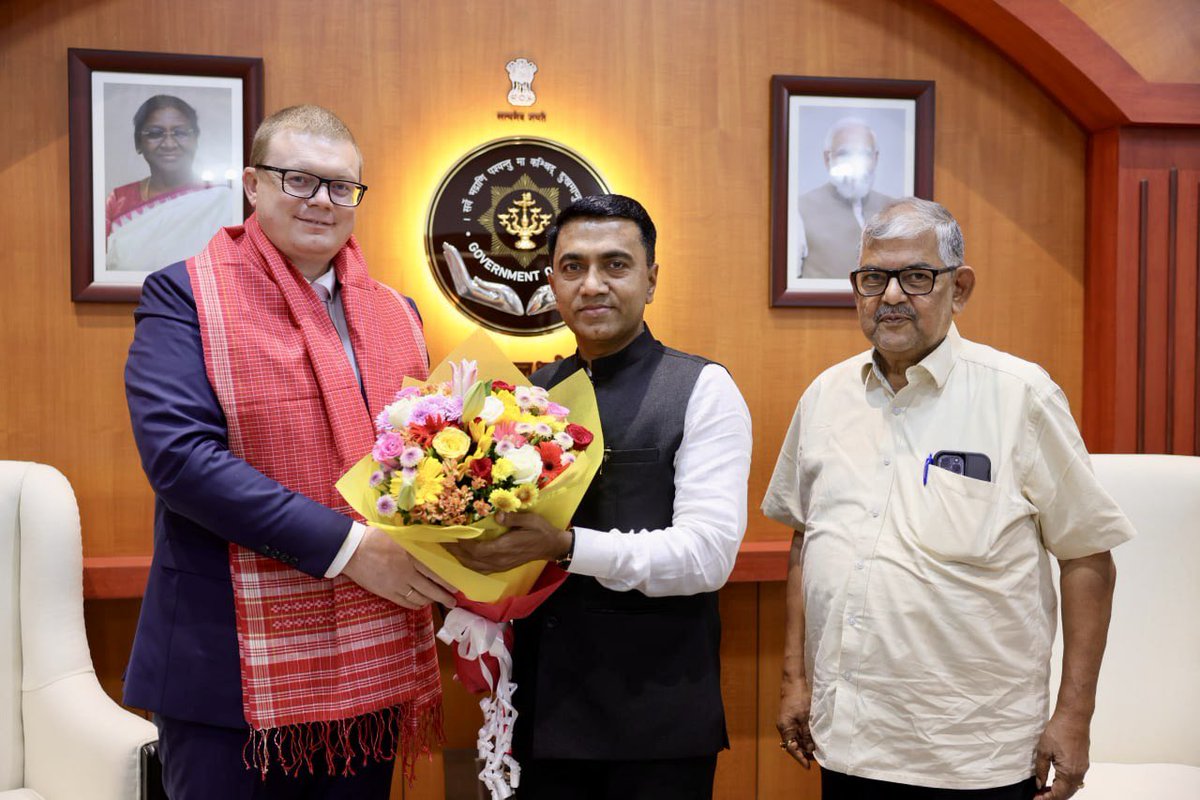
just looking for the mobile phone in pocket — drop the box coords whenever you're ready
[931,450,991,482]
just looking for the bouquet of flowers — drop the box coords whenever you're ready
[366,370,594,529]
[336,331,602,798]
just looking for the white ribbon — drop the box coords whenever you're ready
[437,608,521,799]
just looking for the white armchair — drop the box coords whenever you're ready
[1050,454,1200,798]
[0,461,158,800]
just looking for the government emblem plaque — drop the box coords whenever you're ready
[425,137,609,335]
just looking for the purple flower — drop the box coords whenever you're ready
[376,495,398,517]
[372,431,405,463]
[395,386,421,400]
[375,408,392,433]
[409,394,463,426]
[369,470,386,487]
[399,446,424,469]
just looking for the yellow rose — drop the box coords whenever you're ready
[491,458,516,482]
[489,488,519,513]
[432,427,471,460]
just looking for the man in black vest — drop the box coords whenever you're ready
[453,194,753,799]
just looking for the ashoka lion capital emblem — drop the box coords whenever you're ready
[506,58,537,107]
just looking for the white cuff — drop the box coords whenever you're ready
[565,526,610,578]
[324,521,367,578]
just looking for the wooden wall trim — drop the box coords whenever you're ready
[1168,168,1179,447]
[83,541,796,599]
[926,0,1200,129]
[1138,178,1150,453]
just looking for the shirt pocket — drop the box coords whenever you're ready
[912,465,1002,566]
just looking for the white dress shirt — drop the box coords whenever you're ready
[311,267,366,578]
[569,364,753,596]
[762,324,1135,789]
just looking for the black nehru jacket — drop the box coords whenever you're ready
[512,328,728,761]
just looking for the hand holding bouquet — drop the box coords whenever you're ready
[336,332,603,799]
[337,331,602,603]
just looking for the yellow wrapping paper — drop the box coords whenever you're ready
[336,330,602,602]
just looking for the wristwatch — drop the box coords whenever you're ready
[556,527,576,570]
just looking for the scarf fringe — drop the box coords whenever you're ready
[243,700,445,781]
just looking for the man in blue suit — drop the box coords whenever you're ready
[123,105,454,798]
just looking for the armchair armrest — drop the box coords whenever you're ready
[22,671,156,800]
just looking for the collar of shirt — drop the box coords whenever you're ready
[311,266,339,300]
[857,322,962,393]
[581,325,657,381]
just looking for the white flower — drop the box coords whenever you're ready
[526,386,550,412]
[505,444,542,484]
[479,395,505,424]
[514,386,534,409]
[515,421,534,435]
[386,397,418,429]
[534,422,553,438]
[553,431,574,450]
[449,359,479,398]
[495,440,515,457]
[561,452,576,464]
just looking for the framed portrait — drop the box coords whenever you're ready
[769,76,934,307]
[68,49,264,302]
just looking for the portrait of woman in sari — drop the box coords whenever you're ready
[104,94,236,272]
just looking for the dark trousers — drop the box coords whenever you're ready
[517,755,718,800]
[154,715,395,800]
[821,767,1038,800]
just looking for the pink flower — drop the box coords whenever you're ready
[372,432,404,463]
[493,420,528,447]
[545,401,570,418]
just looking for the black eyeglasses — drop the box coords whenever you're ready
[141,126,195,143]
[849,266,958,297]
[255,164,368,207]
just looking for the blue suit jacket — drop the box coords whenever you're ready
[122,262,413,728]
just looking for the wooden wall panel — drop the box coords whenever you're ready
[1060,0,1200,84]
[1084,128,1200,454]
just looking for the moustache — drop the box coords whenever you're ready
[874,304,916,322]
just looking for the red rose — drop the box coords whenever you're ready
[468,457,493,481]
[492,380,516,392]
[566,423,594,449]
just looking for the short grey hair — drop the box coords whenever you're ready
[823,117,878,153]
[860,197,964,266]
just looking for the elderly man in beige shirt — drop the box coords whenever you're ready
[763,198,1135,800]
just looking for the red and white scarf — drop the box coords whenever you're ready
[189,215,441,777]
